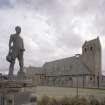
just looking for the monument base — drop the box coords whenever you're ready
[17,70,25,80]
[0,79,34,105]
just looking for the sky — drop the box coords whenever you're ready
[0,0,105,74]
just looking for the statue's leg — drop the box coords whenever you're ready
[8,61,15,76]
[18,51,24,72]
[17,51,25,80]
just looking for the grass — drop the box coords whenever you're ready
[35,86,105,99]
[77,87,105,93]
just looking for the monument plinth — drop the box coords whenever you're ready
[17,70,25,80]
[0,79,34,105]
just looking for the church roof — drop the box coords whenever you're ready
[69,57,91,75]
[43,56,92,76]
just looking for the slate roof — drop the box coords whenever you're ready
[43,56,92,76]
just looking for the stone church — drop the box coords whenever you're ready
[26,37,103,88]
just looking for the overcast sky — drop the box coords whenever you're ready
[0,0,105,74]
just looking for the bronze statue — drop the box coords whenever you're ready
[6,26,25,78]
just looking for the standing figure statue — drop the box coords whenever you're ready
[6,26,25,78]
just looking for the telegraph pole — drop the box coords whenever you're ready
[83,73,85,88]
[75,54,80,98]
[76,75,79,97]
[97,72,99,88]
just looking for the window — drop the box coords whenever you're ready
[69,65,72,71]
[90,46,93,51]
[69,77,72,80]
[90,77,92,80]
[85,48,86,52]
[102,76,103,80]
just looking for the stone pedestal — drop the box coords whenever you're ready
[17,70,25,80]
[0,79,34,105]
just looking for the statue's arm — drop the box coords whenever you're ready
[9,35,13,51]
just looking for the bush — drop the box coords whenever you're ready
[90,98,100,105]
[78,97,89,105]
[70,97,89,105]
[59,97,71,105]
[100,98,105,105]
[37,96,102,105]
[38,96,50,105]
[50,97,59,105]
[70,97,80,105]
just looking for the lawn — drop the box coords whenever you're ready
[35,86,105,99]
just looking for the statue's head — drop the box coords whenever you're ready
[15,26,21,35]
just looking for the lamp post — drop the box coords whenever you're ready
[75,54,80,97]
[97,72,99,88]
[83,73,85,88]
[76,75,79,97]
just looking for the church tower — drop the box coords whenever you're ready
[81,37,102,78]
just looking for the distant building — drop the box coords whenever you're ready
[26,37,103,88]
[25,66,43,75]
[25,66,45,85]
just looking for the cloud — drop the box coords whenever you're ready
[0,6,59,72]
[0,0,105,74]
[0,0,11,8]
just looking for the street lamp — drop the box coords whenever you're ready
[75,54,80,97]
